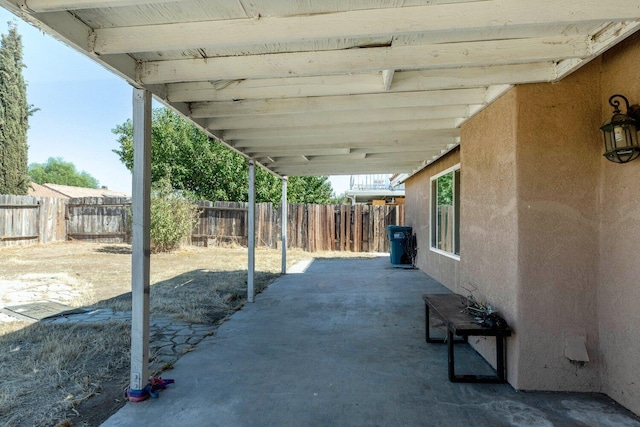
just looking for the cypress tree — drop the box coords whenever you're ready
[0,22,30,195]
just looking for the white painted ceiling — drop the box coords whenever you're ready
[3,0,640,177]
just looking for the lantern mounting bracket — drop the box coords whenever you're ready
[609,94,640,121]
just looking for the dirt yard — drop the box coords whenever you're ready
[0,242,376,426]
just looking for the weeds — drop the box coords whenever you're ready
[0,321,130,427]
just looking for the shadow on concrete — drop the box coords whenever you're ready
[103,256,640,427]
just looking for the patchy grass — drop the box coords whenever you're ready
[0,321,130,427]
[93,269,279,324]
[0,242,380,426]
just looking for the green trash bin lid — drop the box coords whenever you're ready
[386,225,412,240]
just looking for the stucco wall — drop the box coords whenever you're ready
[404,148,460,291]
[597,34,640,415]
[515,60,602,391]
[459,90,520,384]
[405,32,640,415]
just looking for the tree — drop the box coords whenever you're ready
[0,22,34,195]
[28,157,99,188]
[112,108,333,204]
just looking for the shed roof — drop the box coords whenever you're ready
[40,183,130,198]
[28,182,129,198]
[27,182,69,198]
[3,0,640,177]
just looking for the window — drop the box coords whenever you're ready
[430,165,460,258]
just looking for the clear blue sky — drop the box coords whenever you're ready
[0,9,352,195]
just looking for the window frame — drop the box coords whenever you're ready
[429,164,461,260]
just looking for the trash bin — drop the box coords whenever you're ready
[387,225,412,265]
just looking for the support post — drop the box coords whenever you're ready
[247,160,256,303]
[281,177,287,274]
[129,88,151,397]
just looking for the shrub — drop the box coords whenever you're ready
[148,179,199,253]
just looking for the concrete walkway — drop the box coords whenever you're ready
[103,256,640,427]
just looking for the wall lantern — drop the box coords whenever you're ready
[600,94,640,163]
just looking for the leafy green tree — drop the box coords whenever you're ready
[28,157,99,188]
[0,22,34,195]
[112,108,333,204]
[287,176,332,204]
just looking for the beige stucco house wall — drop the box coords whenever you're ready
[405,33,640,415]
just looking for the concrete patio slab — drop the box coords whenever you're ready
[103,256,640,427]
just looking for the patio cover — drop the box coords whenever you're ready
[2,0,640,178]
[4,0,640,400]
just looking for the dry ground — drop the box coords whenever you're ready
[0,242,377,427]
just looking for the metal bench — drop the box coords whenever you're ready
[422,293,512,383]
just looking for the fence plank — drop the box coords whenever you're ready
[354,204,361,252]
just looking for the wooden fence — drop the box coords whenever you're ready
[191,201,405,252]
[0,195,66,248]
[67,197,131,243]
[0,196,404,252]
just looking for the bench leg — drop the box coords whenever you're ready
[447,327,456,381]
[425,302,466,344]
[425,303,445,343]
[449,334,508,384]
[496,336,506,382]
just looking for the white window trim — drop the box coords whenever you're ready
[429,163,461,261]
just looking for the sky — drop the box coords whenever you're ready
[0,9,354,196]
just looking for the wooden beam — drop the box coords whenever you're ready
[230,130,460,148]
[260,150,441,166]
[249,148,349,158]
[467,84,513,117]
[169,73,382,103]
[247,143,448,158]
[138,36,589,84]
[165,63,556,102]
[382,69,395,91]
[91,0,640,54]
[204,105,469,129]
[22,0,177,12]
[0,2,139,84]
[191,88,487,117]
[265,152,435,166]
[221,118,460,140]
[555,21,640,79]
[271,162,420,176]
[241,139,457,155]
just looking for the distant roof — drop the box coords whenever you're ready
[344,189,405,205]
[28,183,129,199]
[28,182,69,198]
